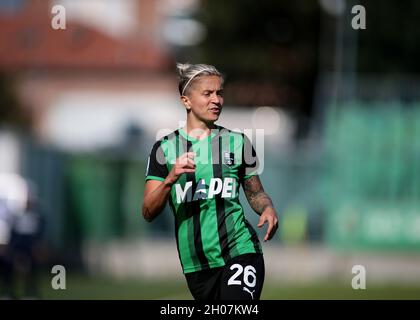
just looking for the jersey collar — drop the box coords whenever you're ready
[179,125,220,143]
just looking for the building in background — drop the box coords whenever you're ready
[0,0,176,151]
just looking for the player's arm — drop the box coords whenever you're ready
[142,152,196,222]
[142,180,172,222]
[243,175,279,242]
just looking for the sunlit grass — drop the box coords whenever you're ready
[33,273,420,300]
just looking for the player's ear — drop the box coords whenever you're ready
[181,95,191,111]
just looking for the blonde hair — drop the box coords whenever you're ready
[176,63,223,96]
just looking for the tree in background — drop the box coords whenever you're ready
[357,0,420,74]
[196,0,321,140]
[189,0,420,138]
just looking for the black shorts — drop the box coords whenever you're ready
[185,253,265,300]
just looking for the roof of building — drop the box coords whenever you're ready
[0,6,171,72]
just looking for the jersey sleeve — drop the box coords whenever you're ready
[240,133,260,181]
[145,140,168,182]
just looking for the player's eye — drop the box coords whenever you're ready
[217,91,224,97]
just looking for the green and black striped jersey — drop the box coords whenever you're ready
[145,125,262,274]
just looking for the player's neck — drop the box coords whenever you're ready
[184,118,216,140]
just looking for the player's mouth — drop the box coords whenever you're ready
[209,107,221,114]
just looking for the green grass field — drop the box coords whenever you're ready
[37,273,420,300]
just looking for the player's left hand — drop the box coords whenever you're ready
[257,208,279,242]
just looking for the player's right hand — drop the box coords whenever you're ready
[165,152,196,185]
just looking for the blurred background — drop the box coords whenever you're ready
[0,0,420,299]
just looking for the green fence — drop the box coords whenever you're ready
[65,155,147,242]
[323,102,420,250]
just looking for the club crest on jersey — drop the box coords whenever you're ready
[223,152,235,166]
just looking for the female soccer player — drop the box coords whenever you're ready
[142,63,279,300]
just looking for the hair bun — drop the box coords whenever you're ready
[176,62,191,77]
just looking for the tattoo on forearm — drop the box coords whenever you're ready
[243,176,274,215]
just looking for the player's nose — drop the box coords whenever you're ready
[211,93,222,105]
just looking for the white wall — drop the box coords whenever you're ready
[44,90,295,153]
[0,130,21,174]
